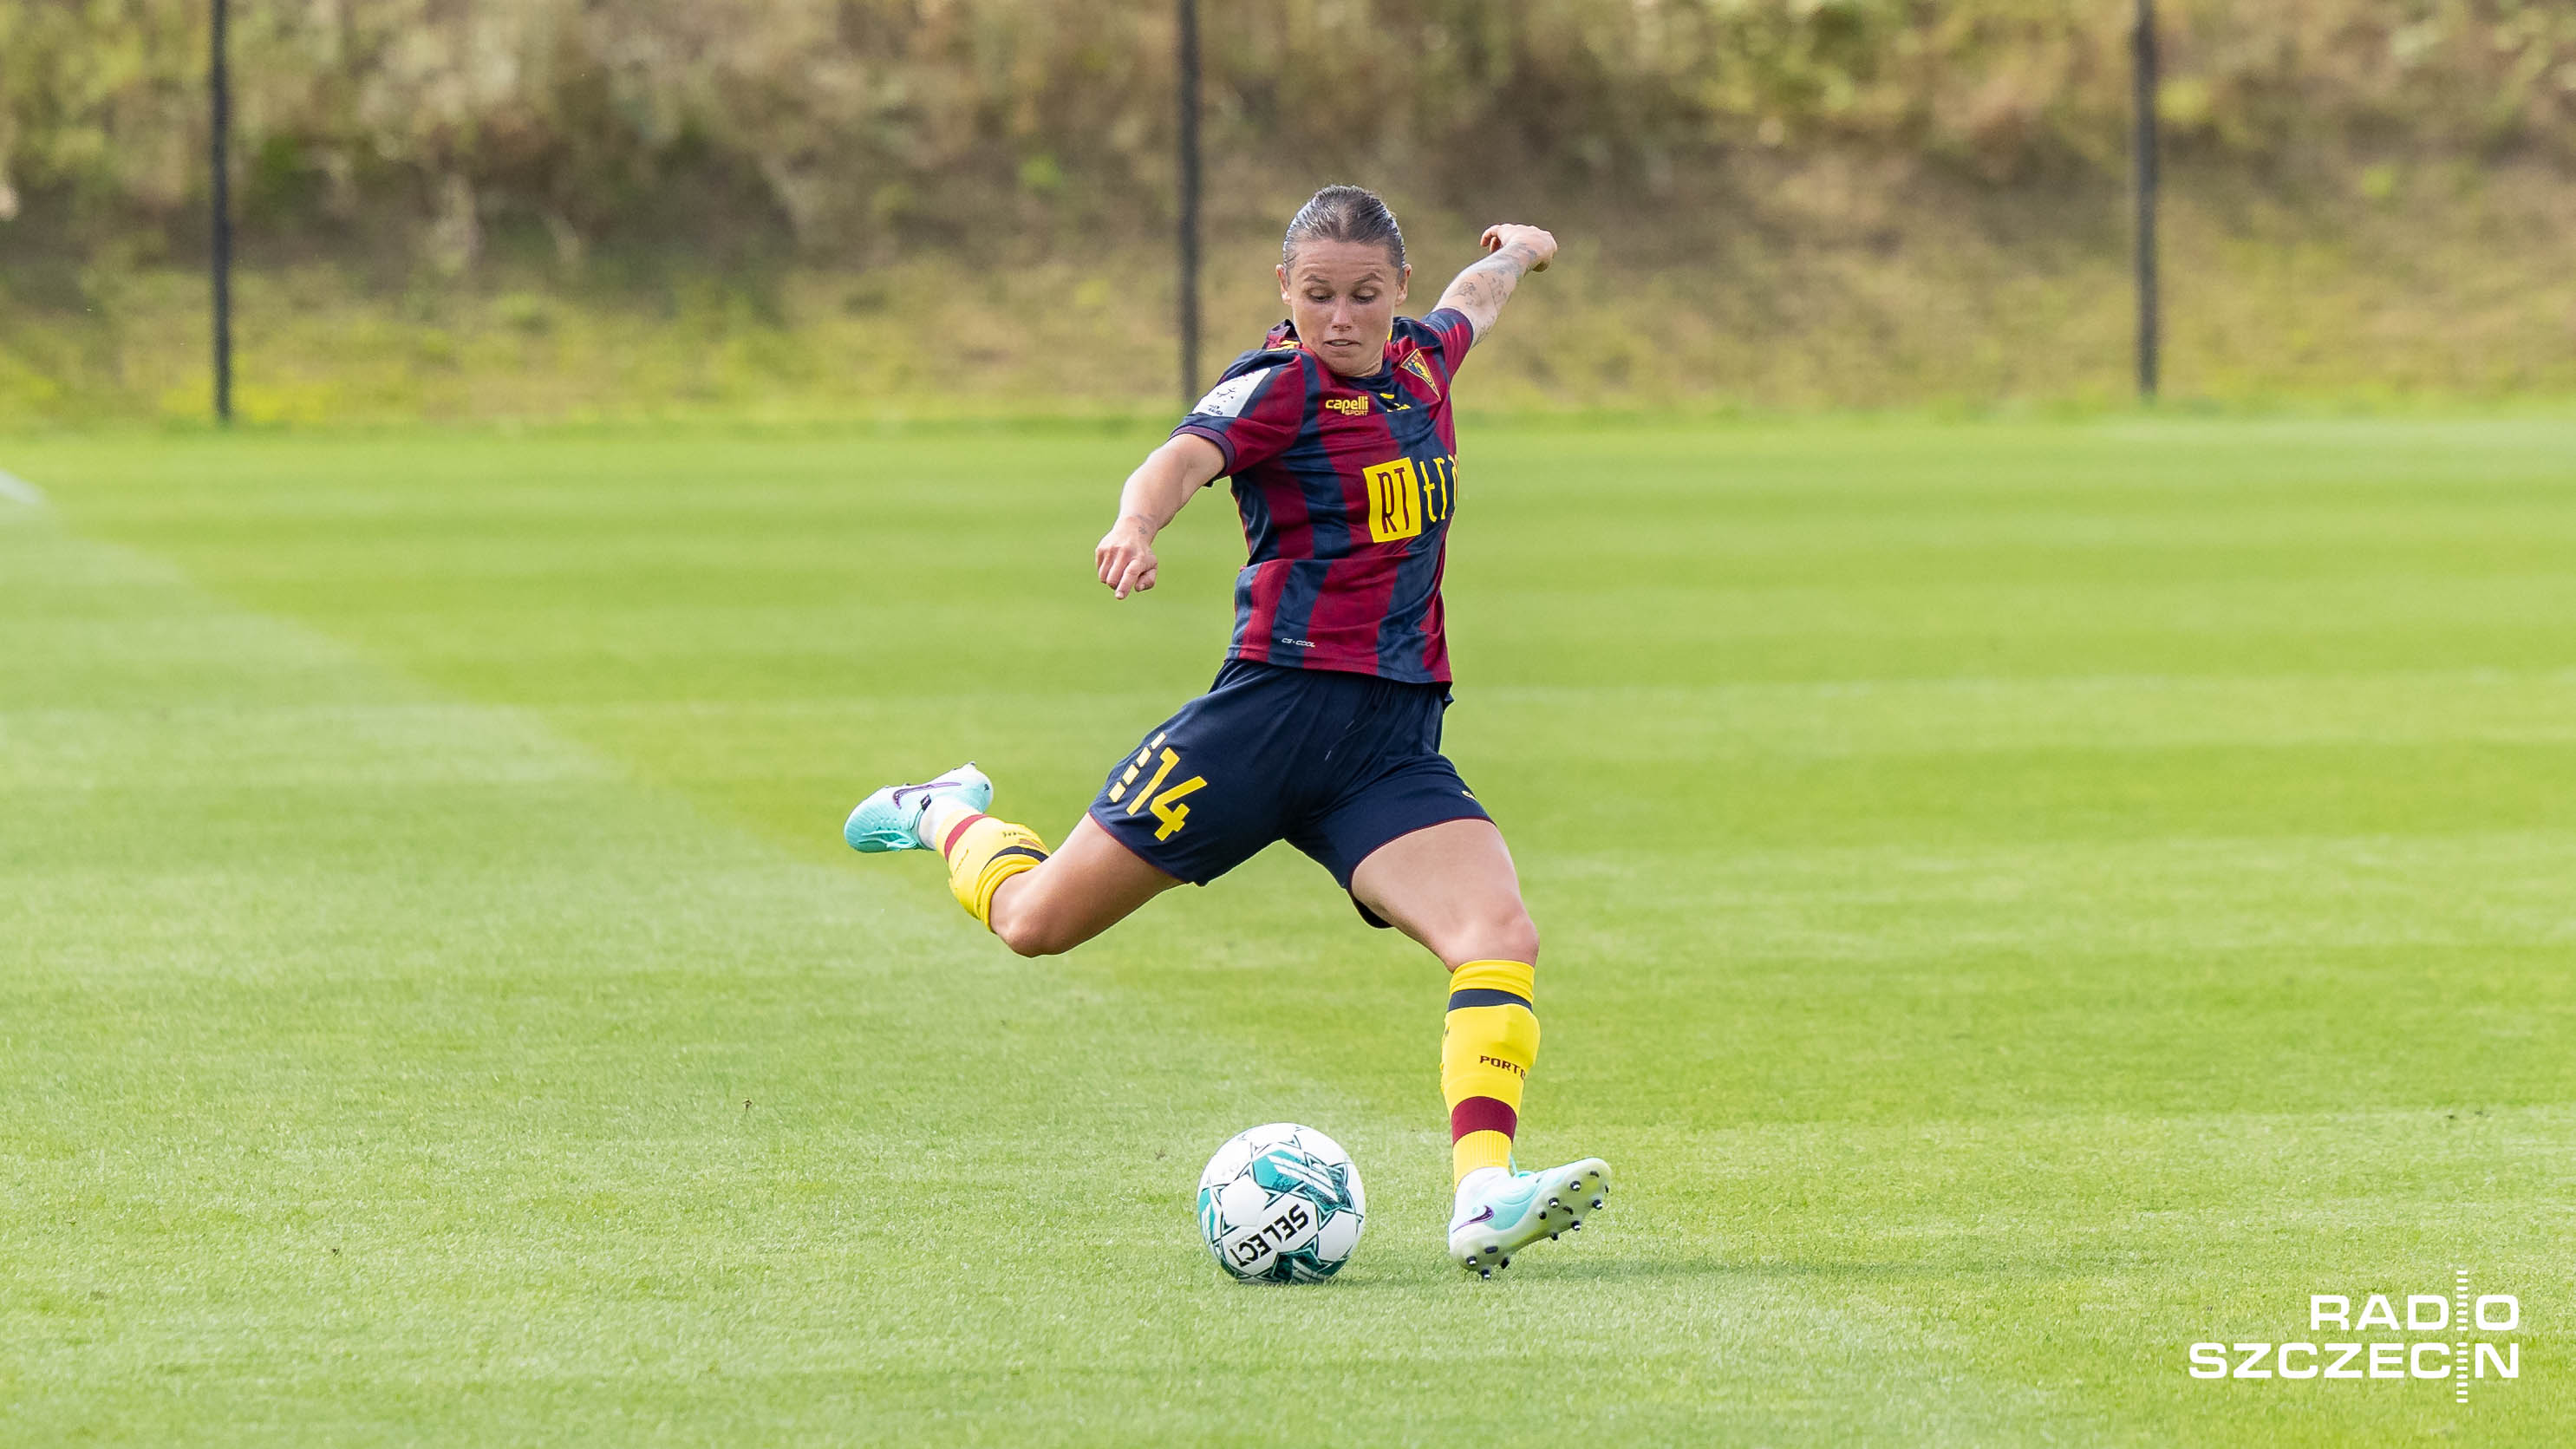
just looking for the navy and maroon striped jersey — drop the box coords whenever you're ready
[1171,309,1476,684]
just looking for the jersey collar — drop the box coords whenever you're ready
[1268,318,1398,389]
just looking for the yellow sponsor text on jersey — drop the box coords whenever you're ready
[1365,458,1423,542]
[1325,396,1369,414]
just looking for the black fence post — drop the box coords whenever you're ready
[2132,0,2160,401]
[211,0,234,423]
[1176,0,1203,402]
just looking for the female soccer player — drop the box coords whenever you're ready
[844,185,1608,1277]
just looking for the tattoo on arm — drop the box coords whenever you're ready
[1438,244,1542,336]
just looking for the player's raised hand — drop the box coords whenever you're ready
[1440,224,1557,337]
[1479,225,1555,272]
[1096,519,1160,599]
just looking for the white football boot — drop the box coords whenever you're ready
[1447,1158,1612,1278]
[843,762,992,853]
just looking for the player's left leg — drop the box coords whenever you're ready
[1349,819,1612,1277]
[1351,821,1542,1189]
[1347,816,1536,969]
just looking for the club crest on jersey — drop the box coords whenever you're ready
[1401,351,1439,394]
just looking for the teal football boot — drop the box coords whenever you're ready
[843,762,993,853]
[1446,1158,1612,1278]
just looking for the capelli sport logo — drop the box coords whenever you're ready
[2188,1270,2521,1405]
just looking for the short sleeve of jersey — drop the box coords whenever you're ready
[1405,308,1478,386]
[1171,357,1307,476]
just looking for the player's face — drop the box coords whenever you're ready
[1277,241,1411,376]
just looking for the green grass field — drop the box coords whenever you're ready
[4,416,2573,1444]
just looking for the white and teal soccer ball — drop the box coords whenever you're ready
[1196,1123,1366,1283]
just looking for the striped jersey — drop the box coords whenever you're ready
[1171,309,1475,684]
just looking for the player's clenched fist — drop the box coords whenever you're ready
[1478,224,1555,272]
[1096,518,1159,599]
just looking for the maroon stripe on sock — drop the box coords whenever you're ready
[1450,1097,1517,1142]
[940,812,988,858]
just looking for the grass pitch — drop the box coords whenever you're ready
[4,416,2573,1445]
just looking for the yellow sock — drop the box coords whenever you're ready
[1440,959,1538,1185]
[933,811,1049,928]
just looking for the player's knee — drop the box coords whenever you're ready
[991,907,1060,958]
[991,894,1081,958]
[985,874,1053,957]
[1457,904,1539,967]
[992,919,1047,957]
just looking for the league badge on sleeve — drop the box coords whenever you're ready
[1190,371,1264,419]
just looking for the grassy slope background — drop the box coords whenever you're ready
[10,163,2576,421]
[7,1,2576,421]
[3,416,2574,1443]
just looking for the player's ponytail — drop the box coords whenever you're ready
[1282,185,1405,272]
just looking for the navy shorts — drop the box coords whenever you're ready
[1087,659,1490,912]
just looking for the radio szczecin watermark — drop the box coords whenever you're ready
[2188,1270,2519,1404]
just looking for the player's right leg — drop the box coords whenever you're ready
[843,764,1181,956]
[847,662,1302,956]
[981,815,1181,957]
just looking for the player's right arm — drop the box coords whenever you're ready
[1095,433,1225,600]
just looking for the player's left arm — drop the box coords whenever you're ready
[1434,224,1557,342]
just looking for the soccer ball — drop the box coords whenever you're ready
[1196,1123,1367,1283]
